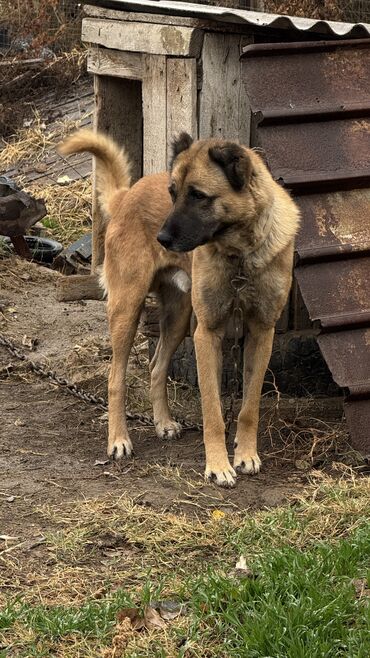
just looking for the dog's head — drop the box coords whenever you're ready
[157,133,255,253]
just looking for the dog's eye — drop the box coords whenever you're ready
[168,185,177,202]
[189,188,208,201]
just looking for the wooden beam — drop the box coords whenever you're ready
[92,74,143,271]
[88,48,143,80]
[199,33,251,145]
[82,18,203,57]
[83,4,255,34]
[56,274,103,302]
[166,57,198,156]
[142,55,167,175]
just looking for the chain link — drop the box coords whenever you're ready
[0,332,202,431]
[225,261,248,437]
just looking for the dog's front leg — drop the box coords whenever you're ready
[194,323,236,487]
[234,321,274,475]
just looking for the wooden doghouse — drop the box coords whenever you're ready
[59,0,370,404]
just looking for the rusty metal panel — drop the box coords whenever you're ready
[242,41,370,114]
[318,329,370,397]
[295,190,370,261]
[344,400,370,455]
[257,118,370,185]
[242,38,370,453]
[295,258,370,330]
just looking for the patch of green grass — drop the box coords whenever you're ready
[189,526,370,658]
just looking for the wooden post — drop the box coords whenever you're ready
[92,74,143,271]
[142,55,167,175]
[199,33,251,145]
[166,57,198,152]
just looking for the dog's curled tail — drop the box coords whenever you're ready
[58,129,131,216]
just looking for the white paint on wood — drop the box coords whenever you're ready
[166,58,197,161]
[88,48,143,79]
[199,32,251,145]
[142,55,167,175]
[82,18,203,57]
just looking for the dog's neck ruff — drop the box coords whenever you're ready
[221,205,275,265]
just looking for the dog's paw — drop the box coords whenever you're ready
[233,449,261,475]
[155,419,182,440]
[107,436,133,461]
[205,461,237,488]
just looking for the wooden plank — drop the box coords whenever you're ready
[56,275,103,301]
[92,74,143,271]
[199,33,251,145]
[82,18,203,57]
[87,48,143,80]
[83,4,253,33]
[142,55,167,175]
[166,57,198,157]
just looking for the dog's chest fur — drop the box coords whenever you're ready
[199,255,284,331]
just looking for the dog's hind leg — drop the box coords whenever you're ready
[233,320,274,475]
[106,279,150,460]
[149,286,192,439]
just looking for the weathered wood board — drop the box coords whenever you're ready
[142,55,167,175]
[167,58,198,152]
[199,32,251,144]
[82,18,203,57]
[88,48,143,80]
[92,75,142,269]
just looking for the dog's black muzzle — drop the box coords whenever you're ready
[157,209,222,253]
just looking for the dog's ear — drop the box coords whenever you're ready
[208,143,252,190]
[170,132,193,170]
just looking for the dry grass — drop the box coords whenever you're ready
[0,111,89,169]
[0,464,370,605]
[28,177,92,244]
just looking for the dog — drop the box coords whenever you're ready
[59,130,300,487]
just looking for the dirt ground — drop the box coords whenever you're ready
[0,257,351,585]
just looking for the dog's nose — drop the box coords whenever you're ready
[157,230,173,249]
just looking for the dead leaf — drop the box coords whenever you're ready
[235,555,248,571]
[117,607,145,630]
[144,606,166,630]
[116,605,167,632]
[232,555,258,580]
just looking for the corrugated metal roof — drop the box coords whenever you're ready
[241,39,370,453]
[87,0,370,38]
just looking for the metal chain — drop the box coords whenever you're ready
[225,261,248,437]
[0,332,202,431]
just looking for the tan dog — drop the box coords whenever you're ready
[59,130,299,487]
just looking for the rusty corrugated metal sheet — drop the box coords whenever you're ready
[242,38,370,453]
[88,0,370,38]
